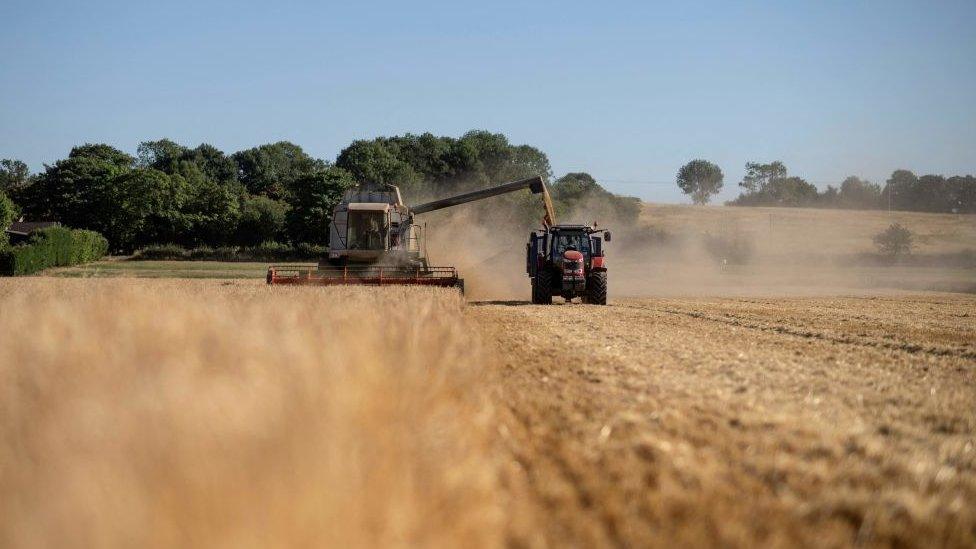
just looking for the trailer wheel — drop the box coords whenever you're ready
[532,270,553,305]
[586,271,607,305]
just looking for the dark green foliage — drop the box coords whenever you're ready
[731,162,818,207]
[837,176,882,209]
[11,147,131,228]
[285,167,355,245]
[0,226,108,275]
[335,130,553,203]
[132,242,328,261]
[0,191,16,248]
[235,195,288,246]
[874,223,913,257]
[550,172,641,225]
[233,141,326,199]
[880,171,976,213]
[0,191,17,229]
[732,163,973,213]
[739,161,787,193]
[179,177,242,247]
[676,160,724,205]
[0,159,31,190]
[336,139,423,196]
[132,243,187,260]
[11,133,627,255]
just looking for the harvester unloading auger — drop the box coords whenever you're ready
[266,176,556,293]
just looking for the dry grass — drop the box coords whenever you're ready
[641,203,976,256]
[0,279,505,548]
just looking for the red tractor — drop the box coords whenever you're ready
[526,224,610,305]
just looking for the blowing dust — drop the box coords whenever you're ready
[424,200,976,300]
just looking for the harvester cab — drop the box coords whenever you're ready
[267,176,553,293]
[527,224,610,305]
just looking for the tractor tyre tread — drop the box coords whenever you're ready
[532,270,553,305]
[587,271,608,305]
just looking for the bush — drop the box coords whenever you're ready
[874,223,913,258]
[0,226,108,275]
[187,245,216,260]
[133,243,188,260]
[131,241,330,262]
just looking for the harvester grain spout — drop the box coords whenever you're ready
[266,175,555,293]
[411,176,555,226]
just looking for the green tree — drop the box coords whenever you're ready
[882,170,918,212]
[765,176,818,206]
[285,167,355,245]
[873,223,913,258]
[91,168,187,252]
[68,143,135,168]
[336,140,421,193]
[0,159,30,190]
[551,172,641,225]
[0,191,17,247]
[838,176,881,209]
[235,195,288,245]
[676,159,724,205]
[740,161,787,193]
[13,145,132,227]
[181,178,242,246]
[460,130,512,180]
[233,141,326,199]
[8,144,196,252]
[946,175,976,213]
[137,139,188,171]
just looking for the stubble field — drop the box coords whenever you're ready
[1,278,973,547]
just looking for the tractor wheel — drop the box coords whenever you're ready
[586,271,607,305]
[455,279,465,295]
[532,270,553,305]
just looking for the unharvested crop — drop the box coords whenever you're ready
[0,280,505,548]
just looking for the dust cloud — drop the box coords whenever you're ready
[423,200,976,300]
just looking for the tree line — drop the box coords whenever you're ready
[0,131,639,253]
[675,159,976,213]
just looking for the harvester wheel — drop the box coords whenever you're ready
[586,271,607,305]
[532,270,553,305]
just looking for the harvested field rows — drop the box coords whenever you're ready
[1,279,974,547]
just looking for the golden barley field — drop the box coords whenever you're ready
[0,280,507,548]
[1,278,975,548]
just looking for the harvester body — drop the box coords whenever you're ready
[527,224,610,304]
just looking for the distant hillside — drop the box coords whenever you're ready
[640,204,976,257]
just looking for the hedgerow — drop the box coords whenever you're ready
[0,227,108,275]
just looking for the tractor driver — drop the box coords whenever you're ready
[554,233,590,257]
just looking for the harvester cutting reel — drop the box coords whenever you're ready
[267,264,464,293]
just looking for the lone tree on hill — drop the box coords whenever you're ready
[676,160,724,204]
[873,223,913,258]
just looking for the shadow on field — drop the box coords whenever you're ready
[468,300,532,307]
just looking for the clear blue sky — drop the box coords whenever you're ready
[2,0,974,202]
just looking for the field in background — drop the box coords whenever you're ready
[641,204,976,257]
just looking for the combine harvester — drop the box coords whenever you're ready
[267,176,555,293]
